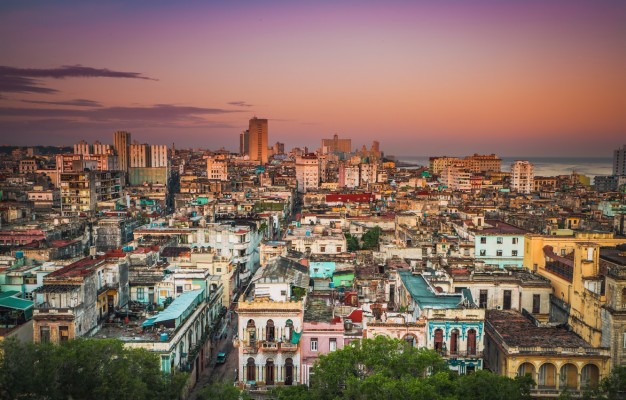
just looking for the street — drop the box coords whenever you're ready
[189,314,239,399]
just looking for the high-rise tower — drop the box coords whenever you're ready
[248,117,268,164]
[113,131,131,172]
[613,144,626,176]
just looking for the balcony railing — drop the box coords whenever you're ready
[440,350,483,358]
[280,342,298,351]
[260,341,279,351]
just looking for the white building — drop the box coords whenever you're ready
[441,166,472,191]
[151,144,168,168]
[206,156,229,181]
[338,164,360,188]
[93,141,113,155]
[129,142,151,168]
[295,154,319,193]
[511,161,534,194]
[73,140,92,156]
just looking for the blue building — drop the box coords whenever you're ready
[473,220,527,268]
[396,270,485,374]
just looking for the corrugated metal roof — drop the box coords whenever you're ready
[152,289,203,328]
[0,295,34,311]
[398,270,462,309]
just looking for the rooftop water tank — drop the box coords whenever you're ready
[160,333,169,342]
[15,251,24,259]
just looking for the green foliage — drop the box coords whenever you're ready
[599,366,626,400]
[344,233,360,252]
[291,286,307,301]
[272,336,534,400]
[197,381,250,400]
[0,338,188,400]
[361,226,382,250]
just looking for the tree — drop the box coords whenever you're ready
[599,366,626,400]
[196,381,250,400]
[344,233,360,252]
[361,226,382,250]
[0,338,188,400]
[273,336,534,400]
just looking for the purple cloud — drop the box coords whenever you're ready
[0,65,156,94]
[21,98,102,107]
[228,101,254,107]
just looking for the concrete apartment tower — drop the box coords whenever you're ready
[511,160,534,194]
[113,131,131,172]
[248,117,268,164]
[613,144,626,176]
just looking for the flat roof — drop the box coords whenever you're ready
[487,310,592,348]
[151,289,203,327]
[398,270,462,309]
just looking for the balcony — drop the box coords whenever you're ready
[280,342,298,352]
[260,341,279,352]
[440,350,483,359]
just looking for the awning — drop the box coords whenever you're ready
[142,317,157,328]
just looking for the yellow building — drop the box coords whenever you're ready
[524,233,626,367]
[485,310,610,397]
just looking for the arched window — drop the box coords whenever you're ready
[265,358,275,385]
[560,363,578,389]
[450,329,459,355]
[467,329,477,355]
[434,329,444,353]
[621,288,626,308]
[285,358,294,385]
[266,319,275,342]
[285,319,294,341]
[246,357,256,382]
[581,364,599,388]
[538,363,556,388]
[403,334,417,347]
[517,363,536,381]
[247,319,256,345]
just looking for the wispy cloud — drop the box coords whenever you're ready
[21,98,102,107]
[0,104,242,122]
[228,101,253,107]
[0,65,157,94]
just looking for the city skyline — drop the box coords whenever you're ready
[1,1,625,156]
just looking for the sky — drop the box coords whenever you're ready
[0,0,625,156]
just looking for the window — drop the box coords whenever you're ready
[479,290,488,308]
[320,246,326,253]
[497,237,503,244]
[512,250,518,257]
[561,249,566,256]
[467,329,477,355]
[503,290,512,310]
[310,338,318,351]
[216,268,222,273]
[40,326,50,343]
[184,284,191,291]
[247,357,256,382]
[176,286,183,294]
[281,290,287,296]
[480,237,487,244]
[336,247,342,253]
[479,250,486,256]
[450,329,459,355]
[496,250,503,257]
[266,320,275,342]
[533,294,541,314]
[59,326,69,342]
[329,338,337,352]
[512,238,518,244]
[137,287,145,300]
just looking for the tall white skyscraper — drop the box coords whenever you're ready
[150,145,168,167]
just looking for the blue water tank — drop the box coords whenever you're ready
[160,333,169,341]
[329,282,334,288]
[305,231,311,236]
[15,251,24,259]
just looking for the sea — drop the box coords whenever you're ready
[396,156,613,179]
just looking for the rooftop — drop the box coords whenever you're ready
[398,270,462,309]
[486,310,593,349]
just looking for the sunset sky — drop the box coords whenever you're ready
[1,0,625,156]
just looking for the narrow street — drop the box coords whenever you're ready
[189,313,239,399]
